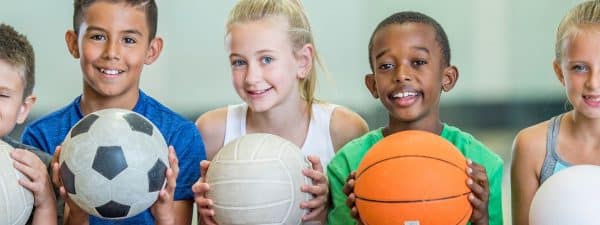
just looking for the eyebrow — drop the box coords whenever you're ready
[0,86,15,93]
[86,26,143,36]
[375,46,431,60]
[229,49,278,58]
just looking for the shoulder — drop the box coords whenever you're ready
[442,125,504,169]
[195,107,228,160]
[329,105,369,152]
[511,119,550,175]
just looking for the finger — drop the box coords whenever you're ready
[199,206,215,217]
[300,195,327,209]
[165,168,176,195]
[301,183,327,196]
[306,155,324,173]
[350,204,361,220]
[200,160,211,179]
[346,171,356,182]
[12,159,39,180]
[51,146,61,164]
[302,206,325,221]
[302,168,327,184]
[346,193,357,209]
[168,146,179,176]
[18,177,38,192]
[467,179,489,202]
[52,161,62,188]
[468,193,487,210]
[192,181,210,195]
[196,197,214,208]
[342,178,355,196]
[10,149,40,168]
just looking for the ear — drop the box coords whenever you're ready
[553,60,565,86]
[441,65,459,92]
[16,95,36,125]
[145,37,164,65]
[295,43,314,79]
[364,73,379,98]
[65,30,80,58]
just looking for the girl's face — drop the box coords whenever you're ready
[225,17,309,113]
[556,25,600,119]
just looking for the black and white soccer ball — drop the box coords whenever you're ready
[59,108,169,219]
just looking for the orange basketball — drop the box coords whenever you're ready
[354,130,472,225]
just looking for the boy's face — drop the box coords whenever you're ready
[365,23,457,124]
[65,2,162,99]
[0,59,35,137]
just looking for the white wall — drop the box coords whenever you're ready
[0,0,583,116]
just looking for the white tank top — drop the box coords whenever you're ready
[224,103,337,168]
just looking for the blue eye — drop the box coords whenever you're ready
[231,59,247,67]
[261,56,274,64]
[572,64,589,73]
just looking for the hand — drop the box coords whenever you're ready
[151,146,179,225]
[300,155,329,222]
[342,171,362,224]
[11,148,57,224]
[52,146,89,225]
[192,160,217,225]
[467,159,489,225]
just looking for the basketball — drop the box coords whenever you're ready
[354,130,472,225]
[0,140,33,225]
[529,165,600,225]
[205,133,312,225]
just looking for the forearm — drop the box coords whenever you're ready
[174,200,193,225]
[31,206,57,225]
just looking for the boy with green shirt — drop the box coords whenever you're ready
[326,11,503,225]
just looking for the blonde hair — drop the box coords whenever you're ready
[556,0,600,61]
[226,0,322,107]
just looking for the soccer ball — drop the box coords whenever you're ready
[59,108,169,219]
[0,140,33,225]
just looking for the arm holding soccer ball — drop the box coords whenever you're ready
[10,149,57,225]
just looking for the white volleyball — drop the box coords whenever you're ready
[206,133,312,225]
[530,165,600,225]
[0,140,34,225]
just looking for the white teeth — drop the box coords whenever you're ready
[393,92,418,98]
[100,68,121,75]
[585,96,600,102]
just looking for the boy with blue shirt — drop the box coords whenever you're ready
[327,11,504,225]
[21,0,205,224]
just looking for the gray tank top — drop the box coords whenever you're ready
[539,114,571,184]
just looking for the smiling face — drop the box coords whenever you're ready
[0,59,34,136]
[66,1,161,100]
[226,16,307,113]
[365,22,457,127]
[555,25,600,119]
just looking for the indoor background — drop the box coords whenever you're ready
[1,1,583,224]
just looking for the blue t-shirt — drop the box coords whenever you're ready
[21,90,206,225]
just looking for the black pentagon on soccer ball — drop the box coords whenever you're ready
[70,114,99,138]
[123,113,153,136]
[92,146,128,180]
[60,163,76,194]
[96,200,130,218]
[147,159,167,192]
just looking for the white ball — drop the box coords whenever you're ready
[0,140,33,225]
[59,108,169,219]
[530,165,600,225]
[206,133,312,225]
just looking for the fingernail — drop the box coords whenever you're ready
[467,168,473,174]
[467,159,472,164]
[467,179,473,185]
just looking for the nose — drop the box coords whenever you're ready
[244,62,261,85]
[102,39,120,61]
[394,64,413,83]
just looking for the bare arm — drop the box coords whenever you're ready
[330,106,369,152]
[511,125,547,225]
[195,108,227,161]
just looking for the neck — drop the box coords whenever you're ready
[246,100,310,145]
[383,112,443,137]
[568,110,600,141]
[80,88,139,116]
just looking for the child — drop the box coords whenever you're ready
[0,23,57,225]
[192,0,368,224]
[327,11,504,225]
[20,0,205,224]
[511,1,600,224]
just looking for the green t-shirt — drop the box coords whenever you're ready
[327,124,504,225]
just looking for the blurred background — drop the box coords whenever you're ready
[1,0,584,224]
